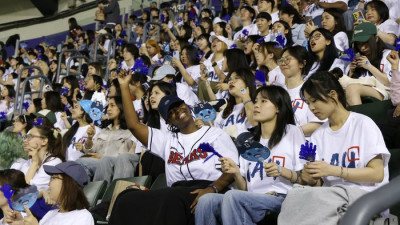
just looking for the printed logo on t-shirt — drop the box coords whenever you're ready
[380,63,384,72]
[69,136,87,150]
[167,147,208,165]
[224,113,246,127]
[246,155,286,182]
[292,99,304,112]
[329,146,360,168]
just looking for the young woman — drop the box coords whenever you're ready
[121,43,140,71]
[214,22,228,38]
[196,85,306,225]
[23,121,64,192]
[42,91,66,130]
[108,72,238,225]
[271,20,294,47]
[0,85,15,116]
[279,46,322,136]
[87,62,104,79]
[198,35,229,101]
[346,22,395,106]
[172,45,201,93]
[83,74,104,102]
[278,71,390,224]
[62,101,101,161]
[26,98,42,115]
[364,0,398,45]
[76,97,136,185]
[196,34,212,62]
[255,41,285,87]
[12,161,94,225]
[142,39,162,65]
[214,68,257,139]
[61,76,82,114]
[244,35,261,70]
[12,115,33,138]
[219,0,234,18]
[307,28,346,79]
[321,8,348,51]
[279,4,306,46]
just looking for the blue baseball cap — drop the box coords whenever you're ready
[44,161,88,187]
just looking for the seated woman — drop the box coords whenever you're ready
[347,22,398,106]
[76,96,137,185]
[10,161,94,225]
[108,72,239,225]
[279,46,323,136]
[306,28,347,79]
[41,91,66,131]
[195,85,306,225]
[278,71,390,225]
[213,68,257,139]
[23,118,64,194]
[255,41,285,87]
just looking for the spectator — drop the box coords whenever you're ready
[98,0,120,30]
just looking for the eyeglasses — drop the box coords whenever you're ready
[309,33,323,41]
[22,134,45,141]
[277,57,293,65]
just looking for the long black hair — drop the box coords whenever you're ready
[300,71,346,107]
[102,96,127,129]
[224,48,251,81]
[222,68,256,119]
[146,82,177,129]
[83,74,103,100]
[308,28,338,72]
[281,46,314,76]
[353,35,388,79]
[44,91,64,112]
[253,85,295,149]
[366,0,389,24]
[273,20,294,47]
[323,8,346,35]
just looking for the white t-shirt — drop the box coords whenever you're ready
[334,31,349,52]
[240,125,305,194]
[285,83,323,127]
[176,83,199,107]
[133,99,144,121]
[134,118,168,154]
[203,54,226,82]
[304,0,348,18]
[234,24,259,41]
[359,49,398,83]
[377,19,399,36]
[183,65,201,93]
[271,11,280,24]
[39,209,94,225]
[268,66,286,87]
[10,158,32,175]
[310,112,390,192]
[306,58,348,80]
[30,157,63,191]
[147,126,239,187]
[214,103,254,139]
[121,61,134,71]
[66,125,102,161]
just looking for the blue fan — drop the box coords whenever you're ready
[11,186,39,212]
[340,48,356,62]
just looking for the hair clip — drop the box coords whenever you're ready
[299,141,316,162]
[33,118,44,126]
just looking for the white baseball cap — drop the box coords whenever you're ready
[151,65,176,81]
[209,35,233,48]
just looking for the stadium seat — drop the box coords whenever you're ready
[83,180,107,210]
[347,100,393,124]
[150,173,167,190]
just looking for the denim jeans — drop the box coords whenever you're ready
[195,190,285,225]
[76,153,139,185]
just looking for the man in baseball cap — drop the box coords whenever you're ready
[157,95,184,122]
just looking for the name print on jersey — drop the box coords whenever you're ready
[167,147,208,165]
[224,113,246,127]
[329,146,360,168]
[69,136,87,150]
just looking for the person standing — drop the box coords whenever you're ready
[98,0,120,30]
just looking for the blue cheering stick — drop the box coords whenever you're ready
[61,87,69,96]
[0,184,15,210]
[299,141,316,162]
[255,70,266,86]
[395,37,400,51]
[340,48,356,62]
[23,102,30,112]
[199,143,223,163]
[274,34,286,48]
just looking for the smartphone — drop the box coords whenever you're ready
[305,16,313,24]
[173,50,180,60]
[353,11,365,22]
